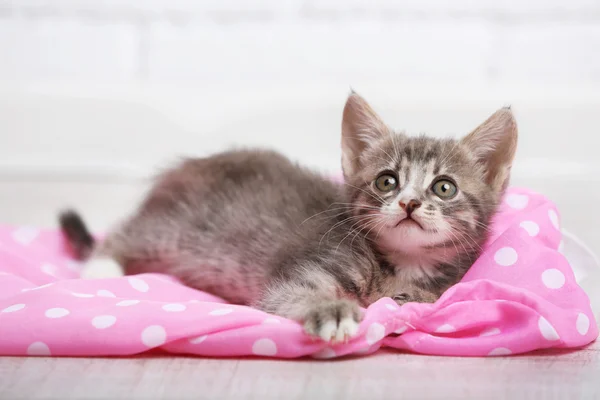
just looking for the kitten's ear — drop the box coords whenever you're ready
[341,92,391,177]
[461,107,518,193]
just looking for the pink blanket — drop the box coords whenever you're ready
[0,188,597,358]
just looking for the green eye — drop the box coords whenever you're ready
[432,179,457,199]
[375,173,398,192]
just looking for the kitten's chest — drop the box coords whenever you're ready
[386,251,445,284]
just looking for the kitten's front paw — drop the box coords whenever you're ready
[303,299,362,343]
[393,289,439,305]
[392,293,411,305]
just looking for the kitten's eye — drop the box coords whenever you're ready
[374,173,398,192]
[432,179,457,199]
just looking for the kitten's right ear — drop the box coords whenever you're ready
[341,92,391,178]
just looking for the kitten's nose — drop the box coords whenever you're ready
[399,199,422,215]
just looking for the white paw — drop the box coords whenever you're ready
[317,317,360,343]
[304,300,362,343]
[335,316,360,342]
[80,258,124,279]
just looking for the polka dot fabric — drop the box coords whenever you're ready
[0,188,596,358]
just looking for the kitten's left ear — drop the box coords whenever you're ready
[341,92,391,178]
[461,107,518,193]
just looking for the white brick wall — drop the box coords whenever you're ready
[0,17,139,81]
[146,20,492,85]
[1,0,599,184]
[1,0,600,85]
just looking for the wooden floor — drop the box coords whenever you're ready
[1,342,599,399]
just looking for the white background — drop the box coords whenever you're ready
[0,0,599,250]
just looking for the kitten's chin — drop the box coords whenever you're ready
[376,222,446,254]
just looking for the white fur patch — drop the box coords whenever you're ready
[335,317,360,342]
[316,316,360,343]
[80,258,124,279]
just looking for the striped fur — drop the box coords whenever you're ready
[60,93,518,342]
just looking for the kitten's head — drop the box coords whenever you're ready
[341,93,518,257]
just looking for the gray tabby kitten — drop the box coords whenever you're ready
[60,93,518,343]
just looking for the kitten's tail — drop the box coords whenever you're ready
[59,210,95,261]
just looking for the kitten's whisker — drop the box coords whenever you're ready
[334,216,379,253]
[373,217,392,242]
[299,207,352,226]
[454,228,485,252]
[447,224,484,253]
[318,214,380,248]
[445,227,472,264]
[330,202,381,211]
[299,204,380,226]
[445,229,467,264]
[362,216,389,242]
[438,138,462,167]
[444,215,491,232]
[379,147,397,168]
[391,132,401,168]
[304,205,381,230]
[342,182,386,204]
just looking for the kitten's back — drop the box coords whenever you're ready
[98,149,345,304]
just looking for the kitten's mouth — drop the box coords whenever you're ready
[394,217,424,230]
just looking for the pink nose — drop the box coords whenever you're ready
[399,199,422,215]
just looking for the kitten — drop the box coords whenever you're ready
[59,93,517,343]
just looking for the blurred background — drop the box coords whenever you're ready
[0,0,599,251]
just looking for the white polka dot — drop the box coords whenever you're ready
[97,289,116,298]
[189,334,208,344]
[312,347,337,359]
[11,226,39,245]
[435,324,456,333]
[494,247,518,266]
[92,315,117,329]
[40,263,58,277]
[505,194,529,209]
[488,347,512,356]
[519,221,540,237]
[262,317,281,324]
[394,325,408,335]
[1,303,25,313]
[209,308,233,316]
[141,325,167,347]
[252,338,277,356]
[129,277,149,293]
[27,341,51,356]
[479,327,501,337]
[542,268,566,289]
[366,322,386,345]
[162,303,186,312]
[548,209,560,230]
[45,308,70,319]
[116,299,139,307]
[576,313,590,335]
[538,316,560,341]
[385,303,398,311]
[71,292,94,298]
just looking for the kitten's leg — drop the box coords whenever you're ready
[393,285,440,305]
[258,277,362,343]
[80,257,125,279]
[79,236,125,279]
